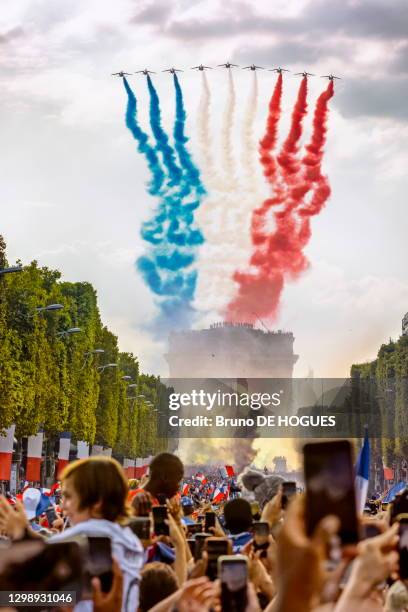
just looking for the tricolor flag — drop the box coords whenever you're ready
[182,483,190,496]
[26,431,44,482]
[0,425,15,481]
[195,473,207,485]
[212,487,224,504]
[220,465,235,478]
[56,432,71,478]
[355,429,370,514]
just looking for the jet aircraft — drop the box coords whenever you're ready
[218,62,239,68]
[111,71,131,77]
[243,64,265,71]
[135,69,156,75]
[163,67,183,74]
[191,64,212,71]
[294,71,315,77]
[321,74,341,80]
[269,67,290,74]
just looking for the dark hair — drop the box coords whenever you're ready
[138,562,178,612]
[149,453,184,482]
[239,468,284,507]
[224,498,253,534]
[61,457,129,523]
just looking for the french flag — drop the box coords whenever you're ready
[182,483,190,496]
[195,473,207,485]
[212,487,224,504]
[355,429,370,514]
[220,465,235,478]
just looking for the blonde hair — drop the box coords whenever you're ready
[61,456,130,523]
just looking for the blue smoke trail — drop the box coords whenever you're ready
[123,78,165,196]
[173,74,206,196]
[122,75,205,330]
[146,76,183,189]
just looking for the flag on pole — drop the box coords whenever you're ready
[355,429,370,514]
[225,465,235,477]
[182,483,190,496]
[212,487,224,504]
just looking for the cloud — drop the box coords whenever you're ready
[387,42,408,75]
[161,0,408,43]
[0,26,24,44]
[335,76,408,121]
[233,39,347,67]
[130,0,175,27]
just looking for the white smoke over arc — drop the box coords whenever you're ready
[194,69,262,322]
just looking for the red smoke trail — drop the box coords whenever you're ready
[226,81,334,323]
[283,79,334,219]
[259,73,283,183]
[277,77,308,180]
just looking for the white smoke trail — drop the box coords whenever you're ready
[194,69,262,323]
[196,71,215,183]
[220,69,236,187]
[241,71,259,191]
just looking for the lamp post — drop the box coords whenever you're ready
[97,363,118,373]
[122,375,132,381]
[81,349,105,370]
[57,327,82,338]
[35,304,64,313]
[0,265,23,276]
[84,349,105,357]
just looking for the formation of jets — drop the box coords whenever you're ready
[112,64,341,79]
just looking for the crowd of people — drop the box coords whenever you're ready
[0,449,407,612]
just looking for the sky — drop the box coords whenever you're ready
[1,0,408,382]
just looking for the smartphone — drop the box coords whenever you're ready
[282,481,297,509]
[128,517,151,540]
[304,440,359,544]
[45,506,58,526]
[194,533,211,561]
[152,505,169,536]
[87,537,113,593]
[205,537,230,581]
[253,521,270,551]
[205,511,216,531]
[219,555,248,612]
[187,522,202,535]
[362,523,381,539]
[0,540,85,597]
[399,521,408,580]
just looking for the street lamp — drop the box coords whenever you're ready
[122,375,132,381]
[127,384,138,389]
[81,348,105,370]
[97,363,118,373]
[138,394,145,398]
[35,304,64,313]
[84,349,105,357]
[0,265,23,276]
[57,327,82,338]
